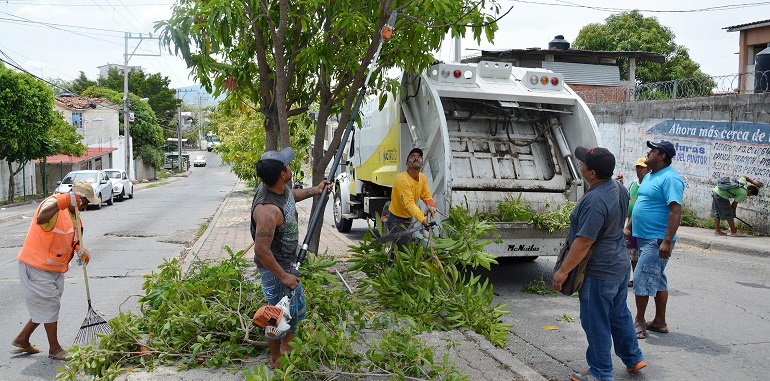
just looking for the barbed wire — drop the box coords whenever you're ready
[573,71,770,104]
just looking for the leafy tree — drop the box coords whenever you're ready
[98,68,181,134]
[206,100,312,181]
[573,10,710,85]
[70,71,97,95]
[157,0,502,252]
[82,87,166,168]
[0,64,85,202]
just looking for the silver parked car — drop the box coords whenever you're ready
[54,170,113,209]
[104,168,134,201]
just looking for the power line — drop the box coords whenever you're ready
[116,0,154,34]
[0,43,79,81]
[89,0,132,33]
[0,1,169,6]
[0,11,125,33]
[511,0,770,13]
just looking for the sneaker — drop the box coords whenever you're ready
[570,371,606,381]
[627,361,647,373]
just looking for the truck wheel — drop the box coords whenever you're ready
[333,190,353,233]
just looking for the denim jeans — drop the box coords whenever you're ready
[633,238,672,296]
[579,273,644,381]
[258,268,306,340]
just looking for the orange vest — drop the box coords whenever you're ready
[17,197,77,273]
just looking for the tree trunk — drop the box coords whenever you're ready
[6,161,23,204]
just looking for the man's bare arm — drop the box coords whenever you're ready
[292,179,331,202]
[660,202,683,259]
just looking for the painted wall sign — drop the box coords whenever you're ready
[647,120,770,145]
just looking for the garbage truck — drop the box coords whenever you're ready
[332,60,601,258]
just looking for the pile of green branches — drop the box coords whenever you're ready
[57,248,265,380]
[58,247,469,380]
[348,204,512,347]
[487,194,574,233]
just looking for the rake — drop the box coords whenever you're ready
[73,208,112,346]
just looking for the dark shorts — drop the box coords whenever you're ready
[626,236,639,261]
[257,268,306,340]
[710,193,734,220]
[386,212,417,249]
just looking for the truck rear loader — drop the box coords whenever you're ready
[332,60,601,259]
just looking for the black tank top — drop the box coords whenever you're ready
[250,183,298,269]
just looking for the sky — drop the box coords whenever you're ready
[1,0,769,99]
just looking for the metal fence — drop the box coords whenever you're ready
[573,71,770,104]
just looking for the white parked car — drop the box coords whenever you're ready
[104,168,134,201]
[54,170,113,209]
[193,155,207,167]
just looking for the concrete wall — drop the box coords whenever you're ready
[134,157,156,182]
[0,159,35,201]
[589,93,770,234]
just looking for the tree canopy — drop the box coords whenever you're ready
[157,0,503,252]
[0,64,85,202]
[70,71,97,95]
[573,10,709,84]
[97,68,181,135]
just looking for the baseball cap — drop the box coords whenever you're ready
[256,147,294,182]
[647,140,675,159]
[574,146,616,179]
[634,157,648,167]
[407,147,423,158]
[259,147,295,166]
[71,180,101,205]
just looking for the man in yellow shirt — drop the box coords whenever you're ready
[386,148,436,248]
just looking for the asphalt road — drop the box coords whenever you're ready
[480,245,770,381]
[0,151,237,380]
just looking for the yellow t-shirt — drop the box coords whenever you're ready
[389,171,434,223]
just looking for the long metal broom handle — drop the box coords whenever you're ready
[74,207,92,306]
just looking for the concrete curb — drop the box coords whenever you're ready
[463,330,549,381]
[676,235,768,258]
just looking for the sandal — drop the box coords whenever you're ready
[10,341,41,354]
[635,322,647,339]
[646,322,669,333]
[48,349,68,361]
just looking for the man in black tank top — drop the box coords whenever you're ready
[250,147,330,368]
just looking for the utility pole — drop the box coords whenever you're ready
[124,32,160,180]
[176,89,196,171]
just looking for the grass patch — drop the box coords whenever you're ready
[0,193,46,206]
[197,223,208,237]
[145,181,169,189]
